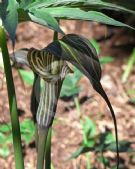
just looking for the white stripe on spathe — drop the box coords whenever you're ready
[27,49,71,128]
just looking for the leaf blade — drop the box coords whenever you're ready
[28,9,64,34]
[26,0,135,14]
[0,0,18,46]
[41,7,134,29]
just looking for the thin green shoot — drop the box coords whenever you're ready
[74,97,92,169]
[122,49,135,83]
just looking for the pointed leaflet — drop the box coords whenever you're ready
[28,9,64,35]
[46,34,119,168]
[17,8,64,34]
[21,0,135,29]
[40,7,134,29]
[25,0,135,14]
[70,141,135,159]
[19,0,34,9]
[0,0,18,46]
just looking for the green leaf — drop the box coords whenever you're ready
[20,119,35,144]
[99,56,114,65]
[128,98,135,105]
[19,0,34,9]
[122,49,135,83]
[69,146,93,159]
[83,116,96,139]
[104,132,115,144]
[5,134,13,144]
[0,133,6,144]
[0,0,18,46]
[0,123,11,133]
[98,156,110,167]
[90,40,114,65]
[18,1,135,32]
[82,116,96,147]
[42,7,134,29]
[0,119,35,146]
[70,140,135,160]
[105,141,135,153]
[0,146,10,157]
[60,66,82,97]
[20,0,135,29]
[19,69,34,85]
[90,39,100,55]
[26,0,135,14]
[20,119,34,132]
[46,33,119,168]
[28,9,64,34]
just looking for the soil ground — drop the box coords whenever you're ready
[0,20,135,169]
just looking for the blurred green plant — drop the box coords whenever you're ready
[128,98,135,105]
[91,39,114,65]
[19,70,34,86]
[0,119,35,157]
[72,98,135,168]
[60,67,82,97]
[122,49,135,83]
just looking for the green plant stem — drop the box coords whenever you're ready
[122,48,135,83]
[0,27,24,169]
[43,27,59,169]
[74,97,91,168]
[37,26,59,169]
[42,29,59,169]
[44,128,52,169]
[74,97,87,143]
[37,128,48,169]
[86,153,91,169]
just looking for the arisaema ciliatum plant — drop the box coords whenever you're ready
[11,34,119,169]
[0,0,135,169]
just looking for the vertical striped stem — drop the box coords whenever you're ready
[44,128,52,169]
[45,29,58,169]
[27,47,71,169]
[37,127,48,169]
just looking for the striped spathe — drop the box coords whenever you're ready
[27,48,70,128]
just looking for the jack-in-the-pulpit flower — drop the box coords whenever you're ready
[27,48,71,128]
